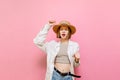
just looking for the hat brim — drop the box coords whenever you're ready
[53,24,76,34]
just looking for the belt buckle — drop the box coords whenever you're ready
[60,72,68,76]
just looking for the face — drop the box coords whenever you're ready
[59,26,69,40]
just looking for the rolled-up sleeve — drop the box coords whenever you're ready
[33,23,52,53]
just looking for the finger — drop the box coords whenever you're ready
[49,20,56,23]
[75,53,80,59]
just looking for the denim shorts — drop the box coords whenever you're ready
[52,69,73,80]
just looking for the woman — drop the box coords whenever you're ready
[33,20,81,80]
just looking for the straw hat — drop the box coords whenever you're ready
[53,20,76,34]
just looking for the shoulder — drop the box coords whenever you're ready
[69,40,79,46]
[47,40,58,45]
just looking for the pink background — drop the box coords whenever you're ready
[0,0,120,80]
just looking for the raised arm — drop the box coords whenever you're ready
[33,20,56,52]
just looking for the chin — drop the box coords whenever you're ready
[61,36,66,39]
[61,37,68,40]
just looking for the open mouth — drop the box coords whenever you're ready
[62,34,66,37]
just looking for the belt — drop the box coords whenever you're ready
[54,67,81,78]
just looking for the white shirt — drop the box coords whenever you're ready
[33,23,80,80]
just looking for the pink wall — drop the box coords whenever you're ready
[0,0,120,80]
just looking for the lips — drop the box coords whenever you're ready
[62,34,66,37]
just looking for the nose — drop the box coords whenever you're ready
[62,30,66,33]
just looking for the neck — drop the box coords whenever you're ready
[60,39,69,43]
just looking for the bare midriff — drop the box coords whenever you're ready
[54,63,71,73]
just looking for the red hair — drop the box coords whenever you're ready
[56,24,72,39]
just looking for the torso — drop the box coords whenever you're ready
[54,40,71,73]
[54,63,71,73]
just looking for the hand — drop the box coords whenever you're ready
[49,20,56,26]
[74,52,80,59]
[73,52,80,63]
